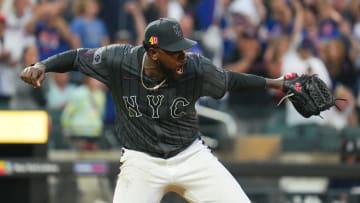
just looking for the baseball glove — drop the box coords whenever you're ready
[279,73,343,118]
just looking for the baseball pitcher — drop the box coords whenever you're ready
[20,18,335,203]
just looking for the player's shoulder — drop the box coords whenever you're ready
[186,52,217,72]
[186,52,201,60]
[187,52,213,64]
[102,44,137,55]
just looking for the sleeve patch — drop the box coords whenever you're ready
[93,47,105,65]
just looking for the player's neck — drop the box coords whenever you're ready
[143,54,165,82]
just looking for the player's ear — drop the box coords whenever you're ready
[148,48,159,60]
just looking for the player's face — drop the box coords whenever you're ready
[157,49,187,80]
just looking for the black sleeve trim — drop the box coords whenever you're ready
[41,49,78,73]
[226,71,266,91]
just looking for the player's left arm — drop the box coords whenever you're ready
[199,54,284,98]
[226,71,283,91]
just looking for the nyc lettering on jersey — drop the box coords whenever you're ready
[123,95,190,119]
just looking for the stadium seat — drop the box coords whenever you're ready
[282,124,317,152]
[340,126,360,140]
[317,125,340,152]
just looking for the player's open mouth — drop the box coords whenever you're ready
[176,61,186,75]
[176,65,184,75]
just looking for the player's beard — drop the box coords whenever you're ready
[158,60,182,81]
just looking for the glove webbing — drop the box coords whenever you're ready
[278,75,348,118]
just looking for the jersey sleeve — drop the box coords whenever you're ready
[74,44,131,87]
[198,55,227,98]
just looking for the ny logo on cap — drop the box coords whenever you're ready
[149,36,158,46]
[172,24,182,38]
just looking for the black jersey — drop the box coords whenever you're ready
[73,44,227,158]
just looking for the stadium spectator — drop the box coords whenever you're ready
[221,13,250,61]
[114,29,132,45]
[61,76,106,151]
[103,0,146,47]
[228,0,266,27]
[46,72,77,111]
[5,0,35,64]
[25,1,79,61]
[70,0,109,48]
[264,0,304,79]
[260,0,295,42]
[179,14,203,54]
[0,13,17,109]
[317,1,341,42]
[224,27,274,133]
[123,0,146,46]
[130,0,187,27]
[224,27,263,74]
[46,72,77,149]
[301,6,321,51]
[321,38,357,93]
[10,45,47,110]
[352,1,360,45]
[69,0,110,85]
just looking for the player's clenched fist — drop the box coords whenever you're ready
[20,63,46,88]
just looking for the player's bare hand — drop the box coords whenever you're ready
[20,63,46,88]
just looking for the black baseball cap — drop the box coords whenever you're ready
[144,18,197,52]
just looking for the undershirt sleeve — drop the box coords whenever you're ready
[41,49,78,73]
[226,71,266,91]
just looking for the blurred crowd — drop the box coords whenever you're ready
[0,0,360,157]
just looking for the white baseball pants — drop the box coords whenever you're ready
[112,139,251,203]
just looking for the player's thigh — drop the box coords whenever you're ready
[180,149,251,203]
[112,160,164,203]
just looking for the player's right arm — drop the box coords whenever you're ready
[20,44,129,88]
[20,49,79,88]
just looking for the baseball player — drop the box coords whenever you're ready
[21,18,285,203]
